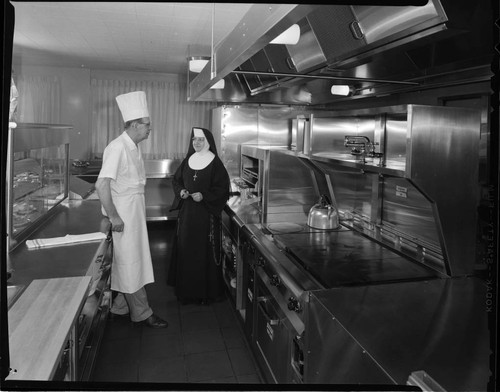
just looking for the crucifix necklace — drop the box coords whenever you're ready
[193,170,198,181]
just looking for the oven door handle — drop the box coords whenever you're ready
[257,298,280,326]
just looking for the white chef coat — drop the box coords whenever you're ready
[98,131,154,293]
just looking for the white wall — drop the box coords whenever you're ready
[13,64,91,160]
[12,63,185,160]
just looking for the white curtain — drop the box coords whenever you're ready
[91,78,216,160]
[15,75,61,124]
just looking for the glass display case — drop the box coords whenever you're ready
[6,123,72,251]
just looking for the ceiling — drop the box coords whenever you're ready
[10,1,253,74]
[9,1,494,106]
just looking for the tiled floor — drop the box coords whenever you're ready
[91,221,262,385]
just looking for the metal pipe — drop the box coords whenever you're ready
[231,69,420,86]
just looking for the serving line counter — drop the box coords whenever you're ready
[6,199,113,382]
[7,276,92,381]
[7,200,111,288]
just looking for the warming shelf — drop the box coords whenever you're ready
[305,104,480,180]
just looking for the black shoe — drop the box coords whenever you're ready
[140,314,168,329]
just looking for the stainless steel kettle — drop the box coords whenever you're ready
[307,194,339,230]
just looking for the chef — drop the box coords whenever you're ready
[95,91,168,328]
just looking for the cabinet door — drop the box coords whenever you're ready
[254,279,292,383]
[241,239,256,340]
[51,327,76,381]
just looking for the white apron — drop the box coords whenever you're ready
[101,133,154,293]
[111,191,154,293]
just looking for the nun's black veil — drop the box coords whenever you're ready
[186,127,218,158]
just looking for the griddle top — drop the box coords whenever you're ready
[271,227,439,288]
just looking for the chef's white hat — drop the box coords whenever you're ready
[116,91,149,122]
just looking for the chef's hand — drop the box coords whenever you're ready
[180,189,189,199]
[110,216,124,232]
[191,192,203,202]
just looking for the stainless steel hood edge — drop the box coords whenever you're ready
[188,4,319,102]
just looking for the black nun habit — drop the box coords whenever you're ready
[167,127,230,303]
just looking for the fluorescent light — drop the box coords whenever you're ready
[188,57,210,73]
[270,24,300,45]
[210,79,225,89]
[331,85,351,96]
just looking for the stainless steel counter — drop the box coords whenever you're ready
[7,199,110,288]
[72,158,181,221]
[306,277,491,390]
[225,195,261,227]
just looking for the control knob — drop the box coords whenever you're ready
[254,255,265,267]
[288,296,301,312]
[270,274,281,287]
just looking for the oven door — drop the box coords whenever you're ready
[254,267,293,383]
[241,238,256,339]
[221,224,238,303]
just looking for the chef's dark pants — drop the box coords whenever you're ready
[110,287,153,322]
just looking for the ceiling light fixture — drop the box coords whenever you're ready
[331,85,352,96]
[270,24,300,45]
[188,56,210,73]
[187,55,223,88]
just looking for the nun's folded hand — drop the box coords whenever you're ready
[180,189,189,199]
[191,192,203,202]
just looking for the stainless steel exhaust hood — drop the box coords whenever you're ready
[189,0,493,106]
[236,1,448,94]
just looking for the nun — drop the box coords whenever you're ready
[168,127,230,305]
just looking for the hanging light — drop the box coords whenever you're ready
[270,24,300,45]
[331,85,352,96]
[187,56,223,88]
[208,3,224,90]
[188,56,210,73]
